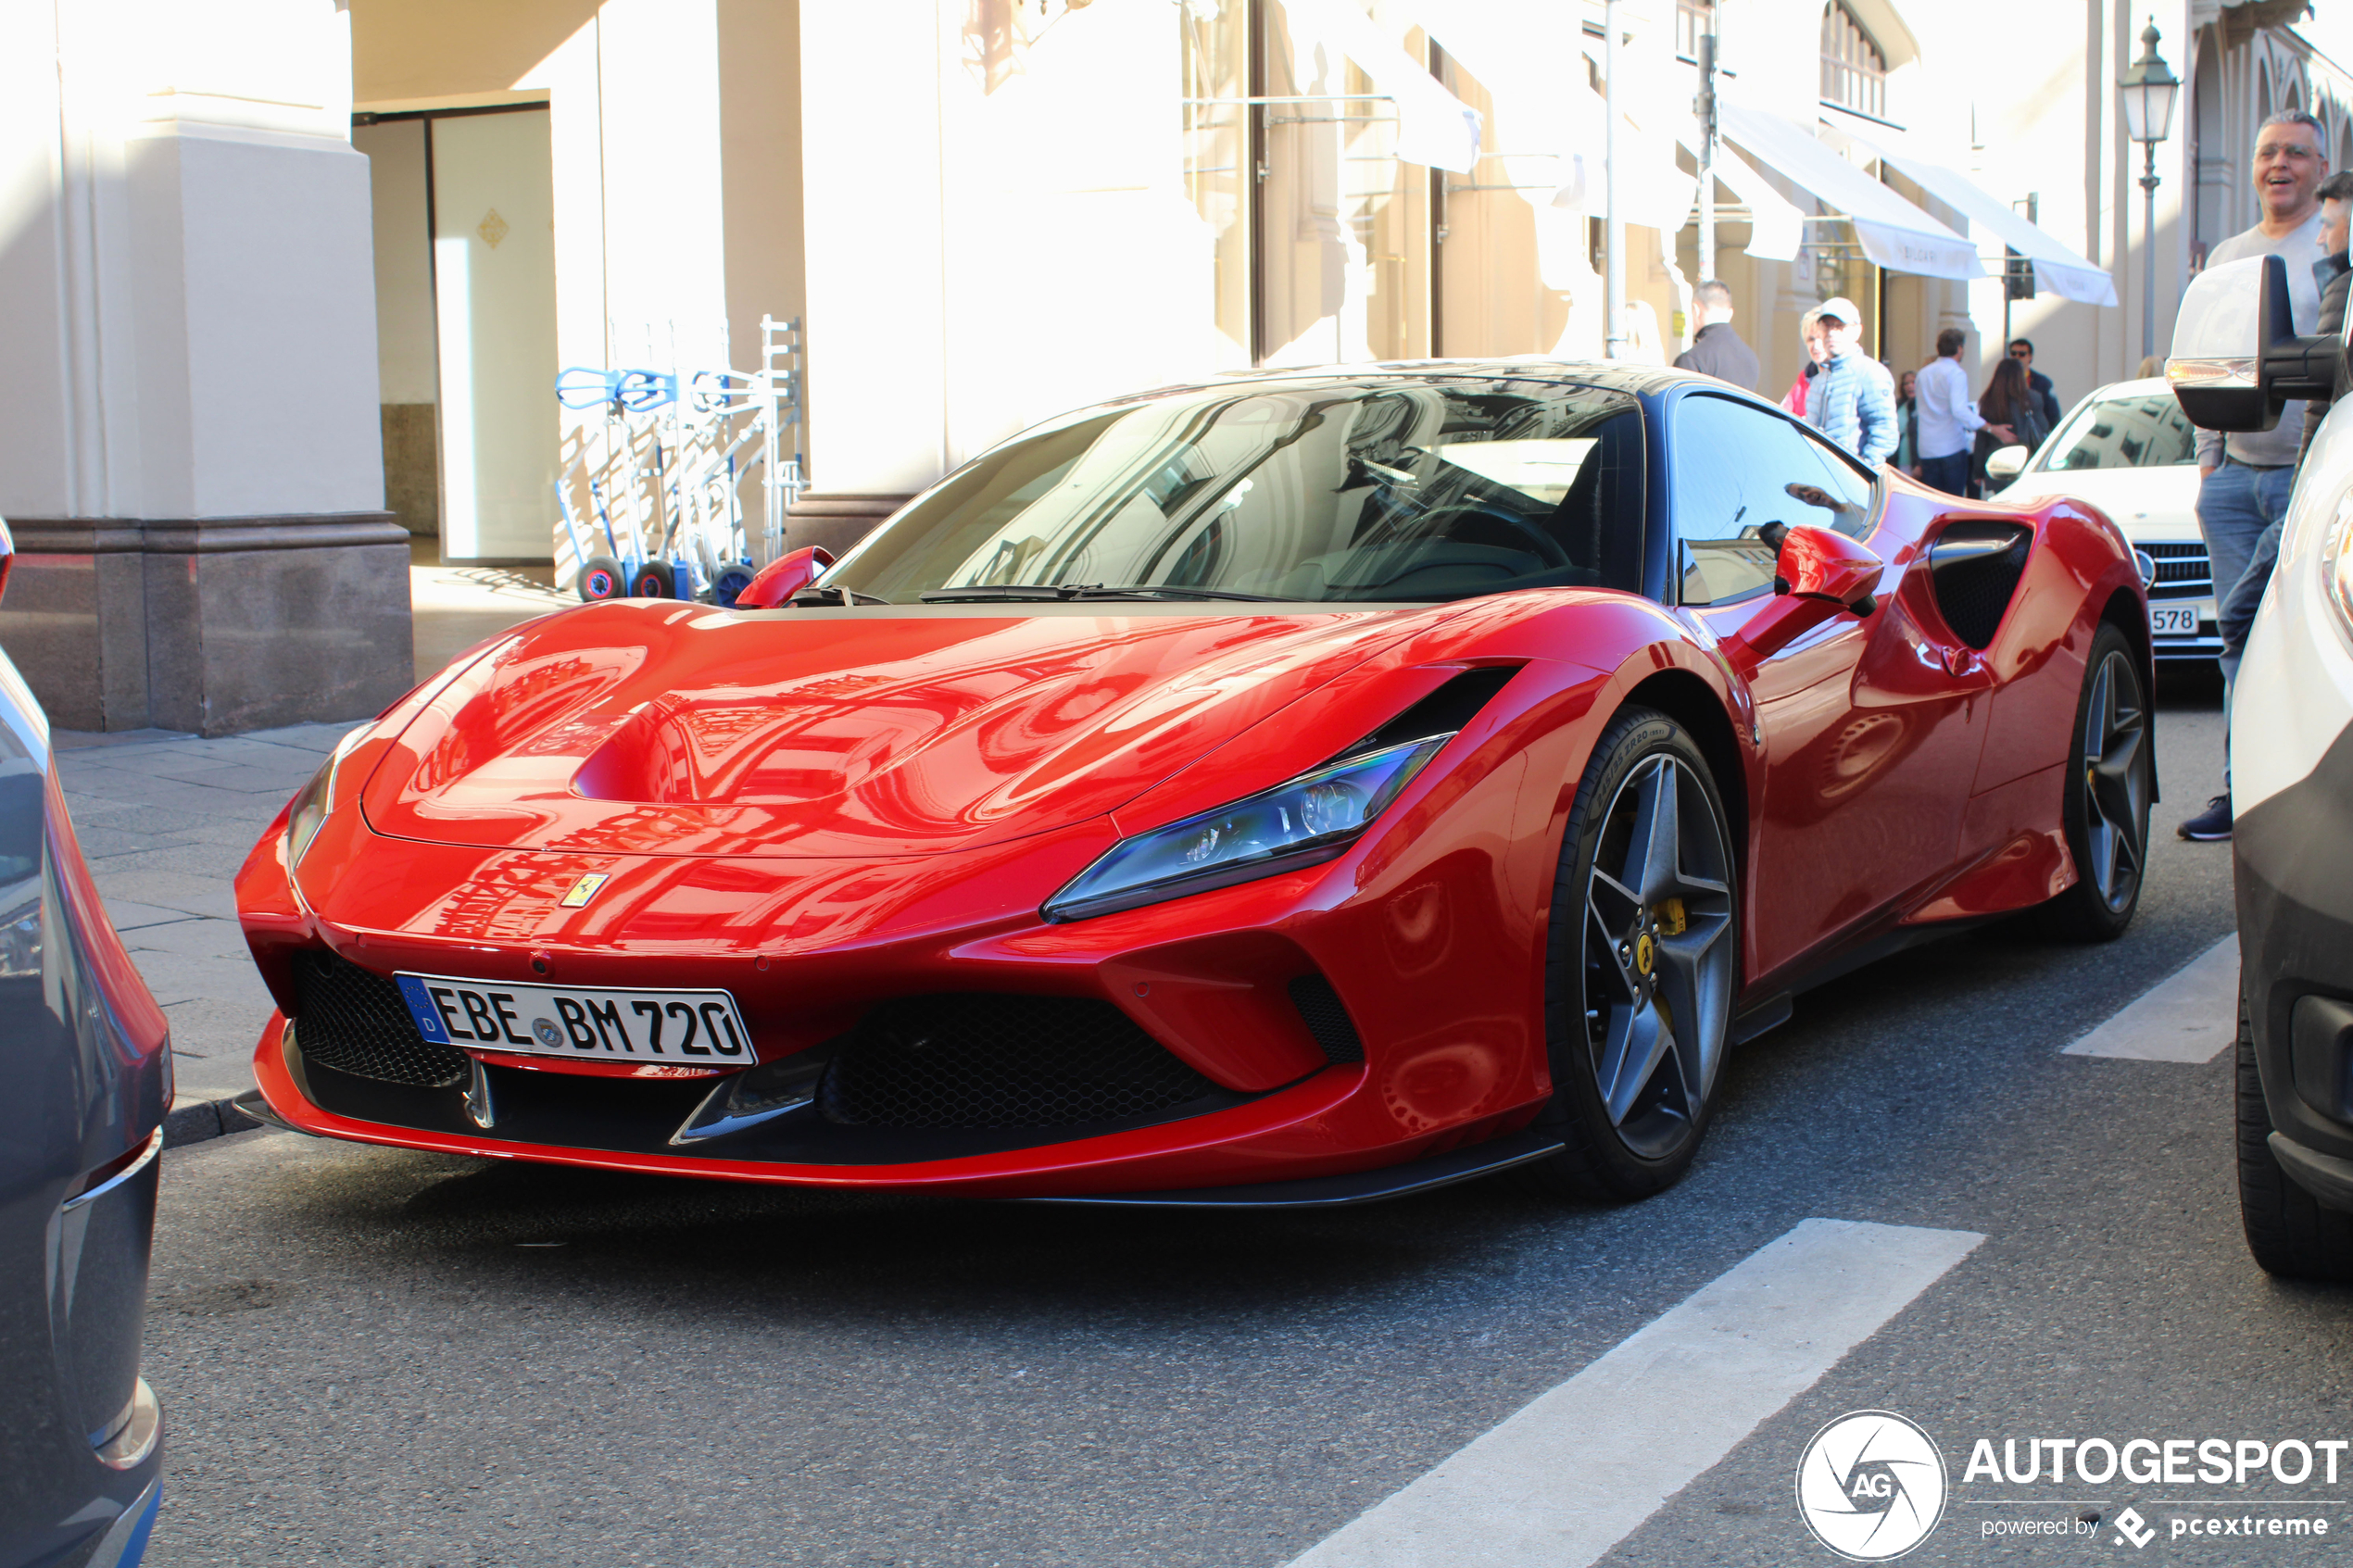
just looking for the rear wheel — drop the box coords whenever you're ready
[2236,989,2353,1280]
[2026,622,2150,941]
[1525,707,1738,1202]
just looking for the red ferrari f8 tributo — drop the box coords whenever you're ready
[235,364,2152,1205]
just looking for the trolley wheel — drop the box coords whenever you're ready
[629,560,678,599]
[578,555,625,602]
[713,564,758,608]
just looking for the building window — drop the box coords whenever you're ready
[1676,0,1715,64]
[1819,2,1887,120]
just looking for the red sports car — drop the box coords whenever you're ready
[234,364,2152,1206]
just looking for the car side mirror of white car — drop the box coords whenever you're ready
[1984,445,2029,482]
[2167,253,2340,432]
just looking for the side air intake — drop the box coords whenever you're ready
[1927,522,2033,650]
[1288,973,1365,1065]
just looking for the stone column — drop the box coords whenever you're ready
[0,0,411,734]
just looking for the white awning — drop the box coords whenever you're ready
[1403,0,1681,228]
[1280,0,1483,172]
[1717,102,1983,282]
[1669,123,1806,262]
[1871,151,2119,305]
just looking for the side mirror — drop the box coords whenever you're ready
[2167,252,2338,432]
[733,546,836,609]
[1718,525,1885,675]
[1984,445,2029,482]
[1776,523,1883,615]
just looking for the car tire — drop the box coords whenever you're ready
[2236,987,2353,1280]
[2023,621,2151,942]
[1524,706,1739,1203]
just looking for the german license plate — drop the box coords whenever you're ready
[395,972,750,1062]
[2149,604,2201,636]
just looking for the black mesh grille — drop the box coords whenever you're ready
[291,950,469,1088]
[2141,540,2211,592]
[819,994,1219,1130]
[1928,523,2033,650]
[1289,973,1364,1064]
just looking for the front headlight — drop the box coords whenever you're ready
[284,726,371,866]
[1041,735,1451,922]
[0,885,40,979]
[2322,489,2353,645]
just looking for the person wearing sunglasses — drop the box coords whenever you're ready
[2005,339,2061,431]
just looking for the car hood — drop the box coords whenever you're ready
[359,601,1462,859]
[2000,465,2197,534]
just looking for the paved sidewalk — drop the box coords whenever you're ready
[57,722,366,1143]
[44,550,577,1145]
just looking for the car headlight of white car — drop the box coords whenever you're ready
[2321,488,2353,644]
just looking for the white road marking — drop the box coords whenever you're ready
[1283,1218,1984,1568]
[2061,935,2239,1062]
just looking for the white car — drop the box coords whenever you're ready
[1991,377,2220,661]
[2168,252,2353,1279]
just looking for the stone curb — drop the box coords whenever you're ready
[163,1095,271,1149]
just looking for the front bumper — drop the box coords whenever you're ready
[2234,719,2353,1205]
[249,1013,1549,1199]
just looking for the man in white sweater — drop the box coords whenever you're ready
[2179,109,2331,842]
[1913,327,2011,495]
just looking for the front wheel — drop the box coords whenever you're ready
[2025,621,2151,941]
[2236,990,2353,1280]
[1524,707,1739,1202]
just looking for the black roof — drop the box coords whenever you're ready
[1098,358,1745,408]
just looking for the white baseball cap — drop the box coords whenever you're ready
[1816,295,1862,326]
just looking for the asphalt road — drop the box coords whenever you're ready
[141,670,2340,1567]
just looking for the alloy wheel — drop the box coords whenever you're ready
[2080,647,2149,912]
[1582,753,1736,1159]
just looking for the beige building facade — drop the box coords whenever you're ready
[3,0,2347,695]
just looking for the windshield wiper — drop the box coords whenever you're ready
[1068,585,1285,602]
[918,583,1283,604]
[920,584,1095,602]
[787,585,893,606]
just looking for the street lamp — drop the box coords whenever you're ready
[2119,19,2181,365]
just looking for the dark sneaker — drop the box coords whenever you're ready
[2178,795,2233,842]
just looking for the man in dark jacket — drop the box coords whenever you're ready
[1675,280,1760,390]
[2297,171,2353,464]
[2007,339,2063,428]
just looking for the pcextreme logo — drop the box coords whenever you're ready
[1795,1411,1949,1561]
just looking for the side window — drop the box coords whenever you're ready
[1673,395,1878,606]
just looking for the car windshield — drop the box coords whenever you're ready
[2033,390,2198,470]
[823,379,1645,604]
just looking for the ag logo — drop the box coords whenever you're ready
[1795,1410,1947,1561]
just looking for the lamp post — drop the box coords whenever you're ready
[1604,0,1626,358]
[2120,19,2181,366]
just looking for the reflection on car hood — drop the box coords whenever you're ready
[359,602,1466,859]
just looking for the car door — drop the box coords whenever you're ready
[1670,394,1992,985]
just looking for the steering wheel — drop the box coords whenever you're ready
[1410,502,1575,570]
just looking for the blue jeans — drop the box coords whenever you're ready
[2218,515,2284,662]
[1919,450,1971,496]
[2196,458,2296,788]
[2196,459,2296,679]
